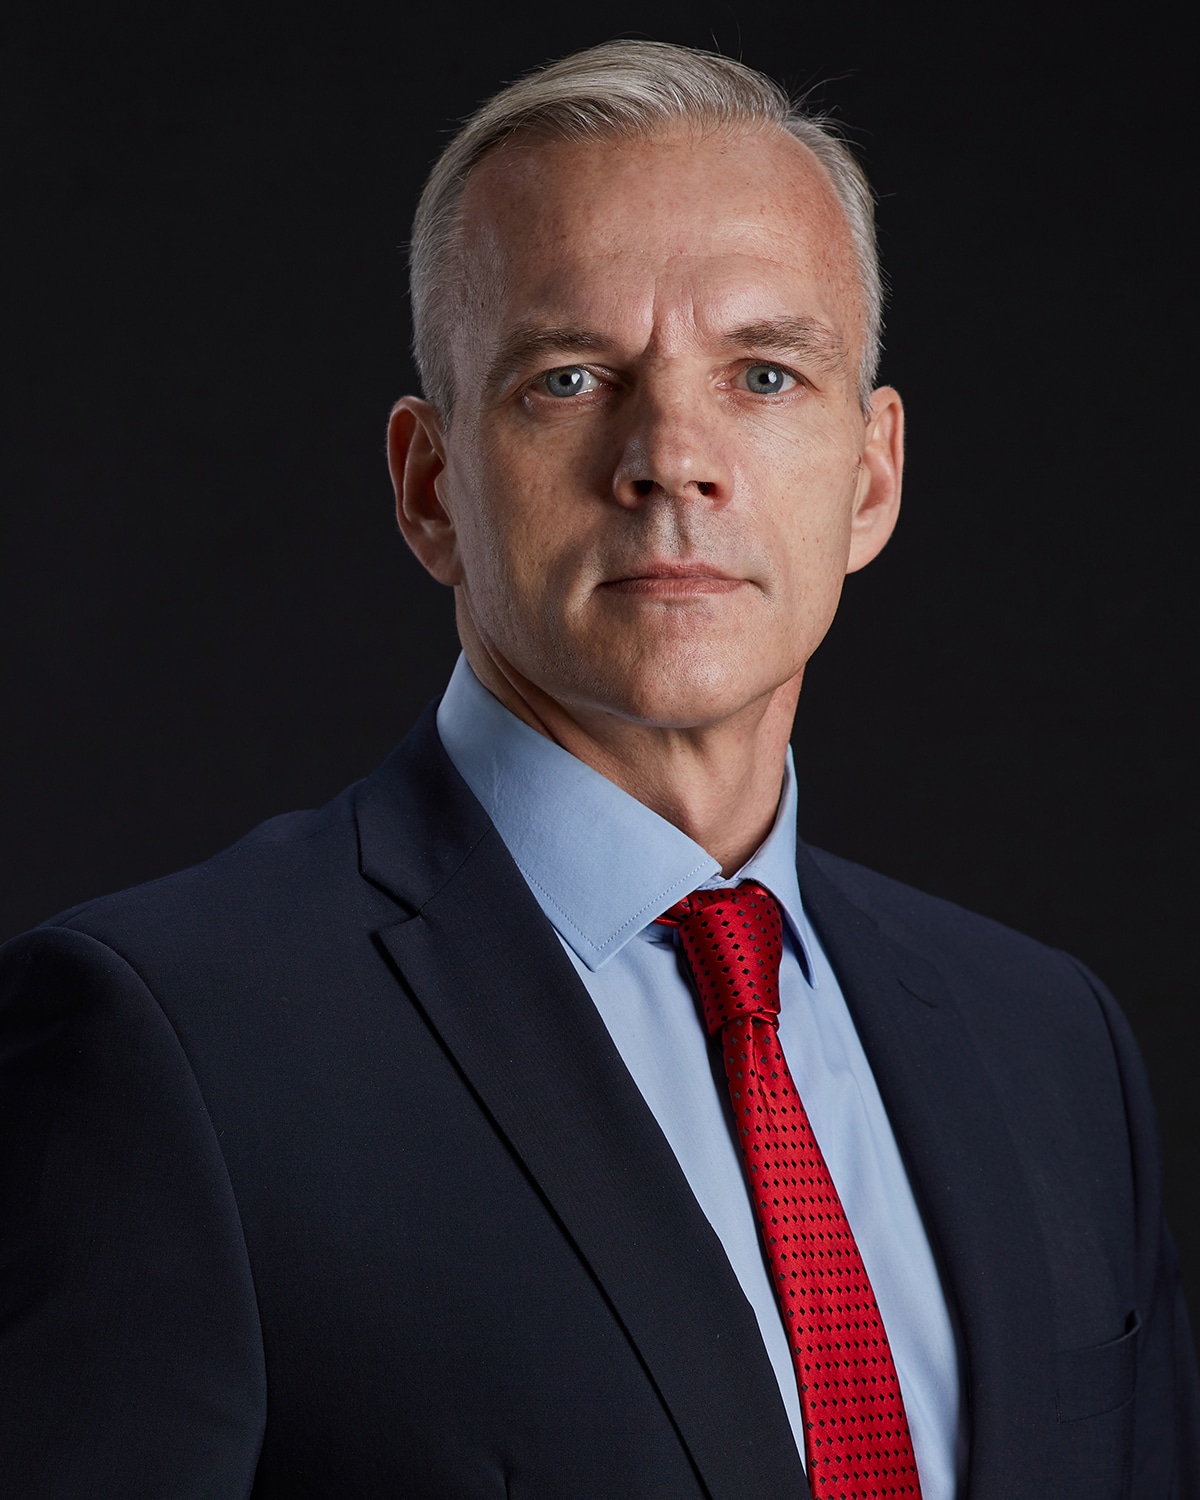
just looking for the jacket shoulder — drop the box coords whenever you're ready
[19,777,419,1016]
[43,783,364,945]
[803,842,1086,984]
[13,705,471,997]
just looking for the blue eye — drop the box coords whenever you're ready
[743,364,795,395]
[543,366,600,398]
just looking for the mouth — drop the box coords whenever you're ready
[600,562,746,597]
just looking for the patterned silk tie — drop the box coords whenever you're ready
[657,883,922,1500]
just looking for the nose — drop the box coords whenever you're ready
[610,382,733,509]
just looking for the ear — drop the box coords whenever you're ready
[846,385,904,574]
[387,396,462,586]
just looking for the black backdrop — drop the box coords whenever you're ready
[5,5,1197,1325]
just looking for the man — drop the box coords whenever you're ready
[1,39,1195,1499]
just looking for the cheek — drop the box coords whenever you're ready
[753,432,861,595]
[490,423,613,559]
[449,438,590,632]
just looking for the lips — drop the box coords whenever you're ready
[600,562,744,596]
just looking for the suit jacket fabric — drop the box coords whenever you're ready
[1,704,1197,1498]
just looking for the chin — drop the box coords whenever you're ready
[571,650,781,730]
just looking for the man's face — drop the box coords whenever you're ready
[402,126,901,734]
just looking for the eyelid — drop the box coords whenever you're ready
[736,359,804,393]
[517,358,808,400]
[527,363,610,397]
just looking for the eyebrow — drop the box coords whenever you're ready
[483,313,849,395]
[719,317,849,374]
[485,325,611,395]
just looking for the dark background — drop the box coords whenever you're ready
[5,5,1196,1323]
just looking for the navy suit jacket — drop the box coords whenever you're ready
[2,705,1197,1497]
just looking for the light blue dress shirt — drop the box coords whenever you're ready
[437,654,962,1497]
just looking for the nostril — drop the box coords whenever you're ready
[624,478,717,500]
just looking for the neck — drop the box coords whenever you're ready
[459,631,799,879]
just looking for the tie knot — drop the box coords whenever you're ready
[658,882,784,1036]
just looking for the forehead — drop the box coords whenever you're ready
[453,126,862,359]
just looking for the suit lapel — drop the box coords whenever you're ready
[358,711,810,1500]
[795,842,1060,1497]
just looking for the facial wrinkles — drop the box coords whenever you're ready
[641,273,853,508]
[460,288,854,614]
[483,252,847,386]
[594,505,771,590]
[457,415,775,629]
[447,133,868,638]
[587,141,842,336]
[457,131,862,394]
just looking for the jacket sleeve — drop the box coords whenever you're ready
[1077,959,1200,1495]
[0,925,266,1498]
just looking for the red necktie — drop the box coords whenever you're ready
[658,883,922,1500]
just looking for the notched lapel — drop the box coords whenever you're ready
[796,843,1061,1497]
[361,713,809,1500]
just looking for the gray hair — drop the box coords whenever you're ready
[409,40,882,417]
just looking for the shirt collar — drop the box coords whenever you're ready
[436,654,817,978]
